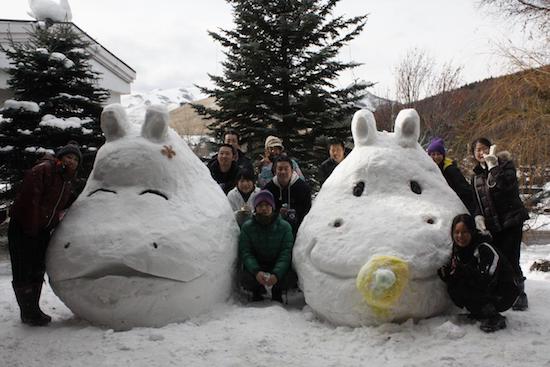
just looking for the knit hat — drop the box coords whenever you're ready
[254,190,275,209]
[265,135,284,149]
[56,141,82,163]
[427,137,445,156]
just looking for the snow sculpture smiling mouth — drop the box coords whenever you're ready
[293,109,467,326]
[46,104,239,330]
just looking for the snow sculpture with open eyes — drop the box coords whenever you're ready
[293,109,467,326]
[46,104,239,330]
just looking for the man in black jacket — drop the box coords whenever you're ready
[207,144,239,194]
[264,156,311,236]
[208,130,253,173]
[318,140,346,186]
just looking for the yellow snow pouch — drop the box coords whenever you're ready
[356,255,410,316]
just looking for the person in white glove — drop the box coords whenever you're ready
[470,137,530,311]
[483,145,499,170]
[474,215,488,234]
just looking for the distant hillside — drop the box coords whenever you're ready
[375,65,550,186]
[376,67,549,156]
[169,97,217,136]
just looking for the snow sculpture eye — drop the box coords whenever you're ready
[88,188,117,197]
[410,181,422,195]
[140,189,168,200]
[353,182,365,197]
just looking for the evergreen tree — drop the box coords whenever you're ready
[0,22,108,200]
[193,0,370,179]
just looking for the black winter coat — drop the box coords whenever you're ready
[208,149,254,174]
[438,234,519,313]
[471,151,529,233]
[208,160,239,194]
[438,158,475,214]
[318,158,339,186]
[264,173,312,234]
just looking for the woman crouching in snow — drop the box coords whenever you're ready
[438,214,519,332]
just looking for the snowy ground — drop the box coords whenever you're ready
[0,243,549,367]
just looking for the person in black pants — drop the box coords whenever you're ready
[470,138,529,311]
[8,142,81,326]
[438,214,519,332]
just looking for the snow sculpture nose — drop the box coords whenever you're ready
[356,255,410,315]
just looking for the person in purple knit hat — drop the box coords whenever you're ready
[427,137,474,214]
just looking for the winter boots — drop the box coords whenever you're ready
[512,277,528,311]
[12,282,51,326]
[476,303,507,333]
[479,313,507,333]
[271,287,283,303]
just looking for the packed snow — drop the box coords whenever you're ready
[294,109,466,326]
[23,146,55,154]
[45,104,239,330]
[39,114,92,134]
[27,0,72,22]
[3,99,40,113]
[49,52,74,68]
[0,243,548,366]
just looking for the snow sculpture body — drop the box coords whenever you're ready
[294,109,467,326]
[28,0,72,22]
[46,105,239,330]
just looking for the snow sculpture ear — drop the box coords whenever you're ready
[394,109,420,148]
[101,104,131,142]
[141,105,168,142]
[351,109,377,147]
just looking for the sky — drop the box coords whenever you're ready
[2,0,529,99]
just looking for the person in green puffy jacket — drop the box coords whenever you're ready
[238,190,296,302]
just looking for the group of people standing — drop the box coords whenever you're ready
[428,137,529,333]
[207,130,313,302]
[5,127,530,331]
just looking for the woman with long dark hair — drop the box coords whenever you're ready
[438,214,519,332]
[470,138,529,310]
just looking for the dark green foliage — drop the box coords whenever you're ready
[0,22,108,200]
[193,0,370,181]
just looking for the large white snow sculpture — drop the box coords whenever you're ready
[46,104,239,330]
[28,0,72,22]
[293,109,467,326]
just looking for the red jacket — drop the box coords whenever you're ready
[10,155,75,236]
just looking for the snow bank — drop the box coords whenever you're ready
[1,246,549,366]
[46,104,239,330]
[294,109,467,326]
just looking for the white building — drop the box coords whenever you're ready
[0,19,135,105]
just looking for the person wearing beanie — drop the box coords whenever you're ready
[227,169,260,226]
[426,137,474,214]
[238,190,296,302]
[256,135,304,188]
[8,141,82,326]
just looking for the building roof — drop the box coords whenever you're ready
[0,19,135,93]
